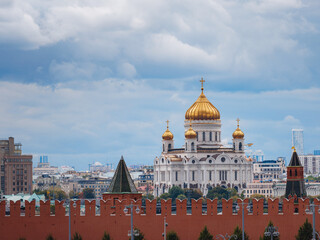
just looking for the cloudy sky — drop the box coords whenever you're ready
[0,0,320,170]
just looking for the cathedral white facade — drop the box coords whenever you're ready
[153,79,253,197]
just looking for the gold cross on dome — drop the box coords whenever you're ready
[166,120,169,129]
[236,118,240,127]
[200,77,205,90]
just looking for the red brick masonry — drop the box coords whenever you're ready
[0,198,318,240]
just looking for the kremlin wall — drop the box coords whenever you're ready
[1,197,319,240]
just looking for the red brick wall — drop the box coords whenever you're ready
[0,198,319,240]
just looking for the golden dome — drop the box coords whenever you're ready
[185,123,197,139]
[162,120,174,140]
[232,118,244,139]
[185,78,220,121]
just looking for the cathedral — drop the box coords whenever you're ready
[153,79,253,196]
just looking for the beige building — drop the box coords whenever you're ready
[244,182,274,198]
[0,137,33,195]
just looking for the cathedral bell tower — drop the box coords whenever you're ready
[232,118,244,152]
[185,121,197,152]
[162,120,174,153]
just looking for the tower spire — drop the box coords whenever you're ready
[236,118,240,128]
[166,120,169,129]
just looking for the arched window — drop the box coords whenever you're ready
[203,132,205,141]
[290,169,292,176]
[295,169,297,176]
[168,143,172,150]
[163,144,165,152]
[239,142,242,151]
[185,142,187,151]
[196,132,198,141]
[209,132,212,141]
[233,143,235,150]
[191,142,195,151]
[215,132,218,141]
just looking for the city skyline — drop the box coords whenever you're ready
[0,0,320,170]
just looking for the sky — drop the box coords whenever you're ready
[0,0,320,170]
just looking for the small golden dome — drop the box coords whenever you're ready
[185,78,220,121]
[185,123,197,139]
[232,118,244,139]
[162,120,174,140]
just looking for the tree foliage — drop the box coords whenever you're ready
[69,190,80,199]
[169,186,185,201]
[198,226,213,240]
[46,234,55,240]
[167,231,180,240]
[82,188,95,199]
[295,218,314,240]
[159,193,170,200]
[72,232,82,240]
[130,227,145,240]
[206,187,238,200]
[33,188,67,201]
[260,221,280,240]
[176,194,187,200]
[102,231,111,240]
[230,226,249,240]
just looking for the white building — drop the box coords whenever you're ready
[292,129,304,156]
[300,154,320,175]
[153,79,253,197]
[253,158,286,182]
[244,182,274,198]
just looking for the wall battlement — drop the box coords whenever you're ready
[0,198,319,239]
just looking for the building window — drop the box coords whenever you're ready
[175,171,178,181]
[202,132,206,141]
[239,142,242,151]
[221,157,226,163]
[196,132,198,141]
[215,132,218,141]
[168,144,172,150]
[235,171,238,181]
[163,144,164,152]
[192,171,195,181]
[185,143,187,151]
[295,169,297,176]
[209,171,212,181]
[209,132,212,141]
[191,142,195,151]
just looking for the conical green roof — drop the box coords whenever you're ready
[107,156,138,193]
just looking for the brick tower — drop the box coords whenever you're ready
[103,156,142,204]
[285,149,306,198]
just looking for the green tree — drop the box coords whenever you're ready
[169,186,184,201]
[72,232,82,240]
[167,231,179,240]
[129,228,145,240]
[176,194,187,200]
[82,188,95,199]
[160,193,170,200]
[102,231,111,240]
[46,234,55,240]
[69,190,80,199]
[295,218,314,240]
[261,221,280,240]
[206,187,230,200]
[198,226,213,240]
[230,226,249,240]
[142,193,154,200]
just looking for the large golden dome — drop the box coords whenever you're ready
[162,120,174,140]
[185,78,220,121]
[232,118,244,139]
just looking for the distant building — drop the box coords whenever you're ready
[299,153,320,175]
[244,182,274,198]
[253,158,286,182]
[246,149,264,162]
[88,162,112,172]
[292,129,304,156]
[0,137,33,195]
[33,156,58,175]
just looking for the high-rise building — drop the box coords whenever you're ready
[0,137,33,195]
[292,129,304,156]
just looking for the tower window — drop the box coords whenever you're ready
[209,132,212,141]
[239,142,242,151]
[203,132,205,141]
[235,171,238,181]
[168,143,172,150]
[163,144,164,152]
[191,142,195,151]
[215,132,218,141]
[175,171,178,181]
[185,143,187,151]
[295,169,297,176]
[196,132,198,141]
[192,171,195,181]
